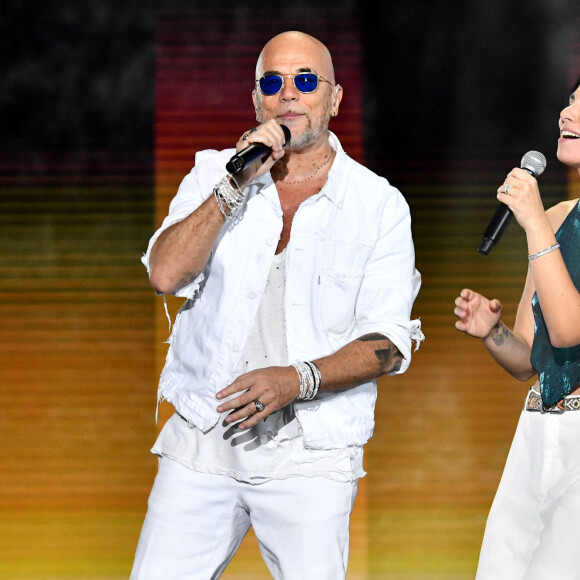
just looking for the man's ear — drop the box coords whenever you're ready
[331,84,343,117]
[252,89,259,121]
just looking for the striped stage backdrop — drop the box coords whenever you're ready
[0,5,578,579]
[0,149,157,578]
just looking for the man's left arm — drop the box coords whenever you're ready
[216,332,401,430]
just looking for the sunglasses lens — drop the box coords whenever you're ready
[294,73,318,93]
[259,75,283,95]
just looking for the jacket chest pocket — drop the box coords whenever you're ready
[316,239,371,338]
[319,270,364,338]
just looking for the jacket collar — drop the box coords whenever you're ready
[253,131,349,209]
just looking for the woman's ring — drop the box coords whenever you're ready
[254,400,265,413]
[505,184,512,195]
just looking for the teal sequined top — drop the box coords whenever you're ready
[531,200,580,407]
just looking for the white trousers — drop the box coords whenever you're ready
[476,409,580,580]
[131,457,358,579]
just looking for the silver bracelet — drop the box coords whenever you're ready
[292,361,311,399]
[304,361,321,400]
[528,243,560,261]
[220,176,244,214]
[228,173,242,194]
[292,361,321,400]
[213,175,245,221]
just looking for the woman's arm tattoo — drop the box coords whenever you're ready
[358,333,403,375]
[490,321,510,346]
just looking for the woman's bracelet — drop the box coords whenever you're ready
[528,243,560,261]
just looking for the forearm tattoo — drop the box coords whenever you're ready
[490,321,510,346]
[358,333,403,375]
[176,271,199,292]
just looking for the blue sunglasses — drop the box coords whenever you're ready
[256,73,332,96]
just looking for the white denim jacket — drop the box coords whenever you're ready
[143,133,423,449]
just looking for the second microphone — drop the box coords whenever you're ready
[477,150,547,255]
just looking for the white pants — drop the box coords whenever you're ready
[131,457,358,579]
[476,409,580,580]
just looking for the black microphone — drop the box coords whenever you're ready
[226,125,291,174]
[477,150,547,255]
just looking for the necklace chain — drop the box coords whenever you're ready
[279,149,335,185]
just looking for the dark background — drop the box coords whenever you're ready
[2,0,577,168]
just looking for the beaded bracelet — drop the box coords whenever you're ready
[304,361,321,399]
[213,175,245,221]
[528,243,560,261]
[292,361,322,400]
[292,361,310,399]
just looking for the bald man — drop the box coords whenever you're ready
[131,31,423,579]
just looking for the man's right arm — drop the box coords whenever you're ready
[148,121,288,295]
[148,192,226,295]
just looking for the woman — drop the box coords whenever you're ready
[454,75,580,580]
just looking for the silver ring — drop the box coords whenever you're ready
[242,127,258,142]
[254,400,265,413]
[505,184,512,195]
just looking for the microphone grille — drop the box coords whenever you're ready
[521,150,547,177]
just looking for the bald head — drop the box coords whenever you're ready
[252,31,342,151]
[256,31,336,83]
